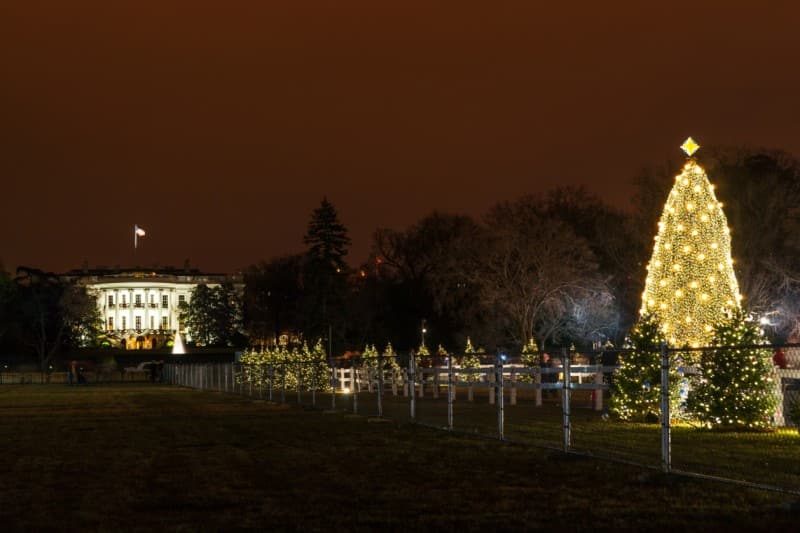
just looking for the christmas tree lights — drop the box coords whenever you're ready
[640,138,742,347]
[687,311,777,429]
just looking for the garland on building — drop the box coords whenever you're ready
[687,311,778,429]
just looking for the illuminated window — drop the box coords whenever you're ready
[108,316,114,330]
[135,316,142,330]
[162,294,168,308]
[161,316,169,330]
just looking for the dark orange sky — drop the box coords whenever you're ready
[2,1,799,274]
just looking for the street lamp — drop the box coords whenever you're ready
[421,319,427,349]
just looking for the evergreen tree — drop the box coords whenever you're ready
[610,315,682,422]
[180,284,243,346]
[640,139,741,347]
[459,336,482,383]
[687,311,778,429]
[519,337,539,383]
[302,197,351,347]
[304,197,351,272]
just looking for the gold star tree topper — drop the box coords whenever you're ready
[681,137,700,157]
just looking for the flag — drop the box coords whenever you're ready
[134,225,146,249]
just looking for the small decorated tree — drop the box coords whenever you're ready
[459,337,482,382]
[610,315,677,422]
[239,340,330,392]
[687,311,778,429]
[519,337,539,383]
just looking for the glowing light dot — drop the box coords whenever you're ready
[676,224,685,231]
[654,260,661,267]
[659,279,668,287]
[707,203,714,210]
[694,185,701,193]
[686,202,694,211]
[664,243,671,250]
[685,316,692,323]
[682,178,689,185]
[711,242,718,249]
[648,299,655,307]
[660,303,667,310]
[675,289,683,298]
[708,276,716,283]
[700,214,709,222]
[726,299,734,306]
[690,281,698,288]
[682,245,691,253]
[673,264,681,271]
[704,325,712,332]
[691,230,698,236]
[700,293,709,301]
[697,253,705,261]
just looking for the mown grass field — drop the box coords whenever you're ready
[1,384,799,531]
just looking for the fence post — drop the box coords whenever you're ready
[269,364,274,402]
[593,363,603,411]
[433,367,440,399]
[489,368,495,405]
[352,362,359,415]
[447,355,454,431]
[409,353,416,420]
[330,360,336,410]
[660,342,671,473]
[510,367,517,406]
[280,359,286,404]
[297,360,302,405]
[312,360,317,408]
[377,353,384,418]
[497,356,504,440]
[562,347,571,452]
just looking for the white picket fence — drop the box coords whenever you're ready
[334,364,610,411]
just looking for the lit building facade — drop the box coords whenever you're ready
[62,267,242,350]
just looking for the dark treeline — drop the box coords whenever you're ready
[3,147,800,363]
[243,147,800,355]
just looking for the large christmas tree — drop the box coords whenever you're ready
[640,138,742,348]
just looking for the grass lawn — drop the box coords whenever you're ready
[1,384,799,531]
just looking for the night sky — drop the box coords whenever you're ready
[2,2,799,274]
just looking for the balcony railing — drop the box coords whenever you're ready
[120,303,129,309]
[107,303,116,309]
[134,303,144,308]
[149,303,157,309]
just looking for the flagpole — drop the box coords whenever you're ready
[134,224,138,250]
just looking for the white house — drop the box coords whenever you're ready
[62,266,242,350]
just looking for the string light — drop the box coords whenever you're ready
[640,143,741,347]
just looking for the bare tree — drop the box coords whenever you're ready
[467,196,617,350]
